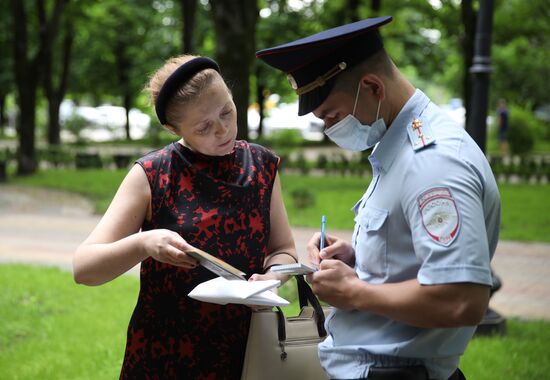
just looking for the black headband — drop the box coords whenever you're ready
[155,57,220,125]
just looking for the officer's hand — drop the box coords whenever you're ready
[309,259,361,310]
[307,233,355,267]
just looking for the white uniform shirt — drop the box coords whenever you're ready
[318,89,501,380]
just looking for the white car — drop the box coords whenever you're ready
[60,100,151,141]
[249,101,324,141]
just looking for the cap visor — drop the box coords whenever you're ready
[298,81,334,116]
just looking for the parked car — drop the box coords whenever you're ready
[248,101,324,141]
[60,100,151,141]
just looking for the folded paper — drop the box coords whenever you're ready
[188,277,289,306]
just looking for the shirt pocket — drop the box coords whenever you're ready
[353,206,389,279]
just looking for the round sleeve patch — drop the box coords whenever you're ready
[418,187,460,246]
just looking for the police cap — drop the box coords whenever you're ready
[256,16,392,115]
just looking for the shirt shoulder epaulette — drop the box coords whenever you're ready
[406,118,436,151]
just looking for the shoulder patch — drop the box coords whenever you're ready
[418,187,459,246]
[407,118,435,151]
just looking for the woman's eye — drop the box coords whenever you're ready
[197,124,211,135]
[222,109,232,117]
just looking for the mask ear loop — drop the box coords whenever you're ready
[375,98,382,121]
[352,82,362,116]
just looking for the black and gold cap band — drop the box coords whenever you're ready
[289,62,347,96]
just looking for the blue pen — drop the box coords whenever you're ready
[320,215,327,251]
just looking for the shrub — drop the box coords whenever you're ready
[290,188,315,209]
[39,146,73,168]
[294,152,310,175]
[316,153,328,169]
[64,113,90,144]
[265,129,303,148]
[507,105,543,155]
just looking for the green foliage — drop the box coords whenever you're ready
[293,152,310,175]
[63,113,90,143]
[491,0,550,107]
[38,146,74,167]
[507,105,543,155]
[264,129,304,148]
[75,153,103,169]
[290,187,316,209]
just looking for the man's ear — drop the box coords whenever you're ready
[360,74,385,101]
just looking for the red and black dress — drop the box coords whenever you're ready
[120,140,279,379]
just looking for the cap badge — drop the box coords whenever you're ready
[287,74,298,90]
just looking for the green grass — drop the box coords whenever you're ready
[0,264,138,379]
[281,174,371,229]
[460,319,550,379]
[497,183,550,241]
[9,169,550,242]
[10,168,127,214]
[1,264,549,380]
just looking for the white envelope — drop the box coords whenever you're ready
[188,277,290,306]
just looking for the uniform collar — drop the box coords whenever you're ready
[371,89,431,173]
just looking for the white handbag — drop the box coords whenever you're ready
[241,276,330,380]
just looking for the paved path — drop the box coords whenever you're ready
[1,185,549,321]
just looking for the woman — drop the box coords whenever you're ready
[73,55,297,379]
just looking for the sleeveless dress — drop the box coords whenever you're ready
[120,140,279,379]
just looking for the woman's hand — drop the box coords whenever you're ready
[141,229,198,268]
[247,272,288,311]
[249,271,288,284]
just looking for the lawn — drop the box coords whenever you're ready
[9,169,550,242]
[0,265,136,379]
[1,264,549,380]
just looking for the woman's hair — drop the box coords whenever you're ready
[146,54,223,127]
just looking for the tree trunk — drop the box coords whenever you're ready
[210,0,258,141]
[11,0,39,175]
[0,94,6,131]
[371,0,382,13]
[461,0,476,130]
[115,41,132,140]
[181,0,197,53]
[255,65,265,138]
[347,0,360,21]
[38,0,67,146]
[46,20,73,146]
[124,92,132,140]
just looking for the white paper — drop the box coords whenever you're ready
[270,263,318,275]
[188,277,290,306]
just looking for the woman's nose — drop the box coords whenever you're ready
[214,119,228,136]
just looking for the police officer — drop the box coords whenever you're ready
[256,16,500,380]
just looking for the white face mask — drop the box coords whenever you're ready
[324,83,386,151]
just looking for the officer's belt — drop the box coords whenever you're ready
[333,366,464,380]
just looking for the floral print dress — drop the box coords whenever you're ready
[120,140,279,379]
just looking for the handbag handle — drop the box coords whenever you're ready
[275,275,327,343]
[296,275,327,337]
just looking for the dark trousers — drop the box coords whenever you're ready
[333,366,465,380]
